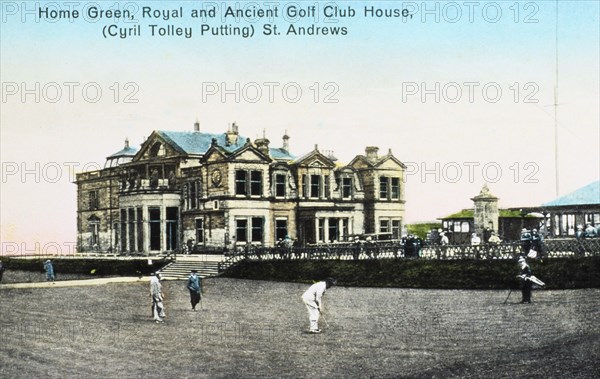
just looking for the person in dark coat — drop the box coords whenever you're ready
[520,229,532,255]
[584,223,597,238]
[531,229,543,258]
[352,237,362,260]
[517,256,533,303]
[404,235,415,258]
[187,269,202,311]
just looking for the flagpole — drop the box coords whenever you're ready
[554,0,560,197]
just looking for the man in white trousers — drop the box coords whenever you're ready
[150,272,166,323]
[301,278,337,333]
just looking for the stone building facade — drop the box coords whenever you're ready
[75,123,406,253]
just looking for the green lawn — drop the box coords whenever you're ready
[1,278,598,378]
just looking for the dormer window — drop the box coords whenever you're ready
[275,174,286,197]
[342,177,353,199]
[310,175,321,198]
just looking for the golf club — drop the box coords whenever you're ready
[503,289,512,304]
[320,310,329,328]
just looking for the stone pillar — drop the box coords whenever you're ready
[315,217,321,243]
[161,205,167,251]
[143,206,150,254]
[471,184,499,240]
[122,209,129,252]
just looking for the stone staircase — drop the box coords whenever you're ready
[157,255,225,280]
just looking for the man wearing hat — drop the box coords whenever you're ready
[517,256,533,303]
[584,223,597,238]
[44,260,55,281]
[301,278,337,333]
[520,228,532,255]
[187,269,203,311]
[150,272,165,323]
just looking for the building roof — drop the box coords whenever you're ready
[107,145,138,158]
[290,148,336,167]
[543,180,600,206]
[157,131,294,160]
[348,150,406,170]
[471,183,498,201]
[443,209,474,219]
[107,139,138,161]
[158,131,245,155]
[269,147,295,160]
[442,209,540,219]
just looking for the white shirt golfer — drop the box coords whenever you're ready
[301,279,335,333]
[150,274,165,322]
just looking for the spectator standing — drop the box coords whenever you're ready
[44,260,55,281]
[530,229,544,259]
[584,223,597,238]
[440,232,449,246]
[150,273,166,323]
[186,238,195,254]
[488,231,501,244]
[520,228,532,255]
[470,233,481,245]
[187,269,202,311]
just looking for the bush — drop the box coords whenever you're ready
[1,257,170,277]
[223,257,600,289]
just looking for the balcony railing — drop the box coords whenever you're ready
[218,238,600,271]
[119,178,179,193]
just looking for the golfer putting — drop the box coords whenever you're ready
[301,278,337,334]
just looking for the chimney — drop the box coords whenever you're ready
[282,131,290,152]
[225,122,239,146]
[323,149,337,161]
[194,119,200,132]
[124,138,129,149]
[255,137,270,156]
[365,146,379,163]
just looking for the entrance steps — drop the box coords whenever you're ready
[157,255,225,280]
